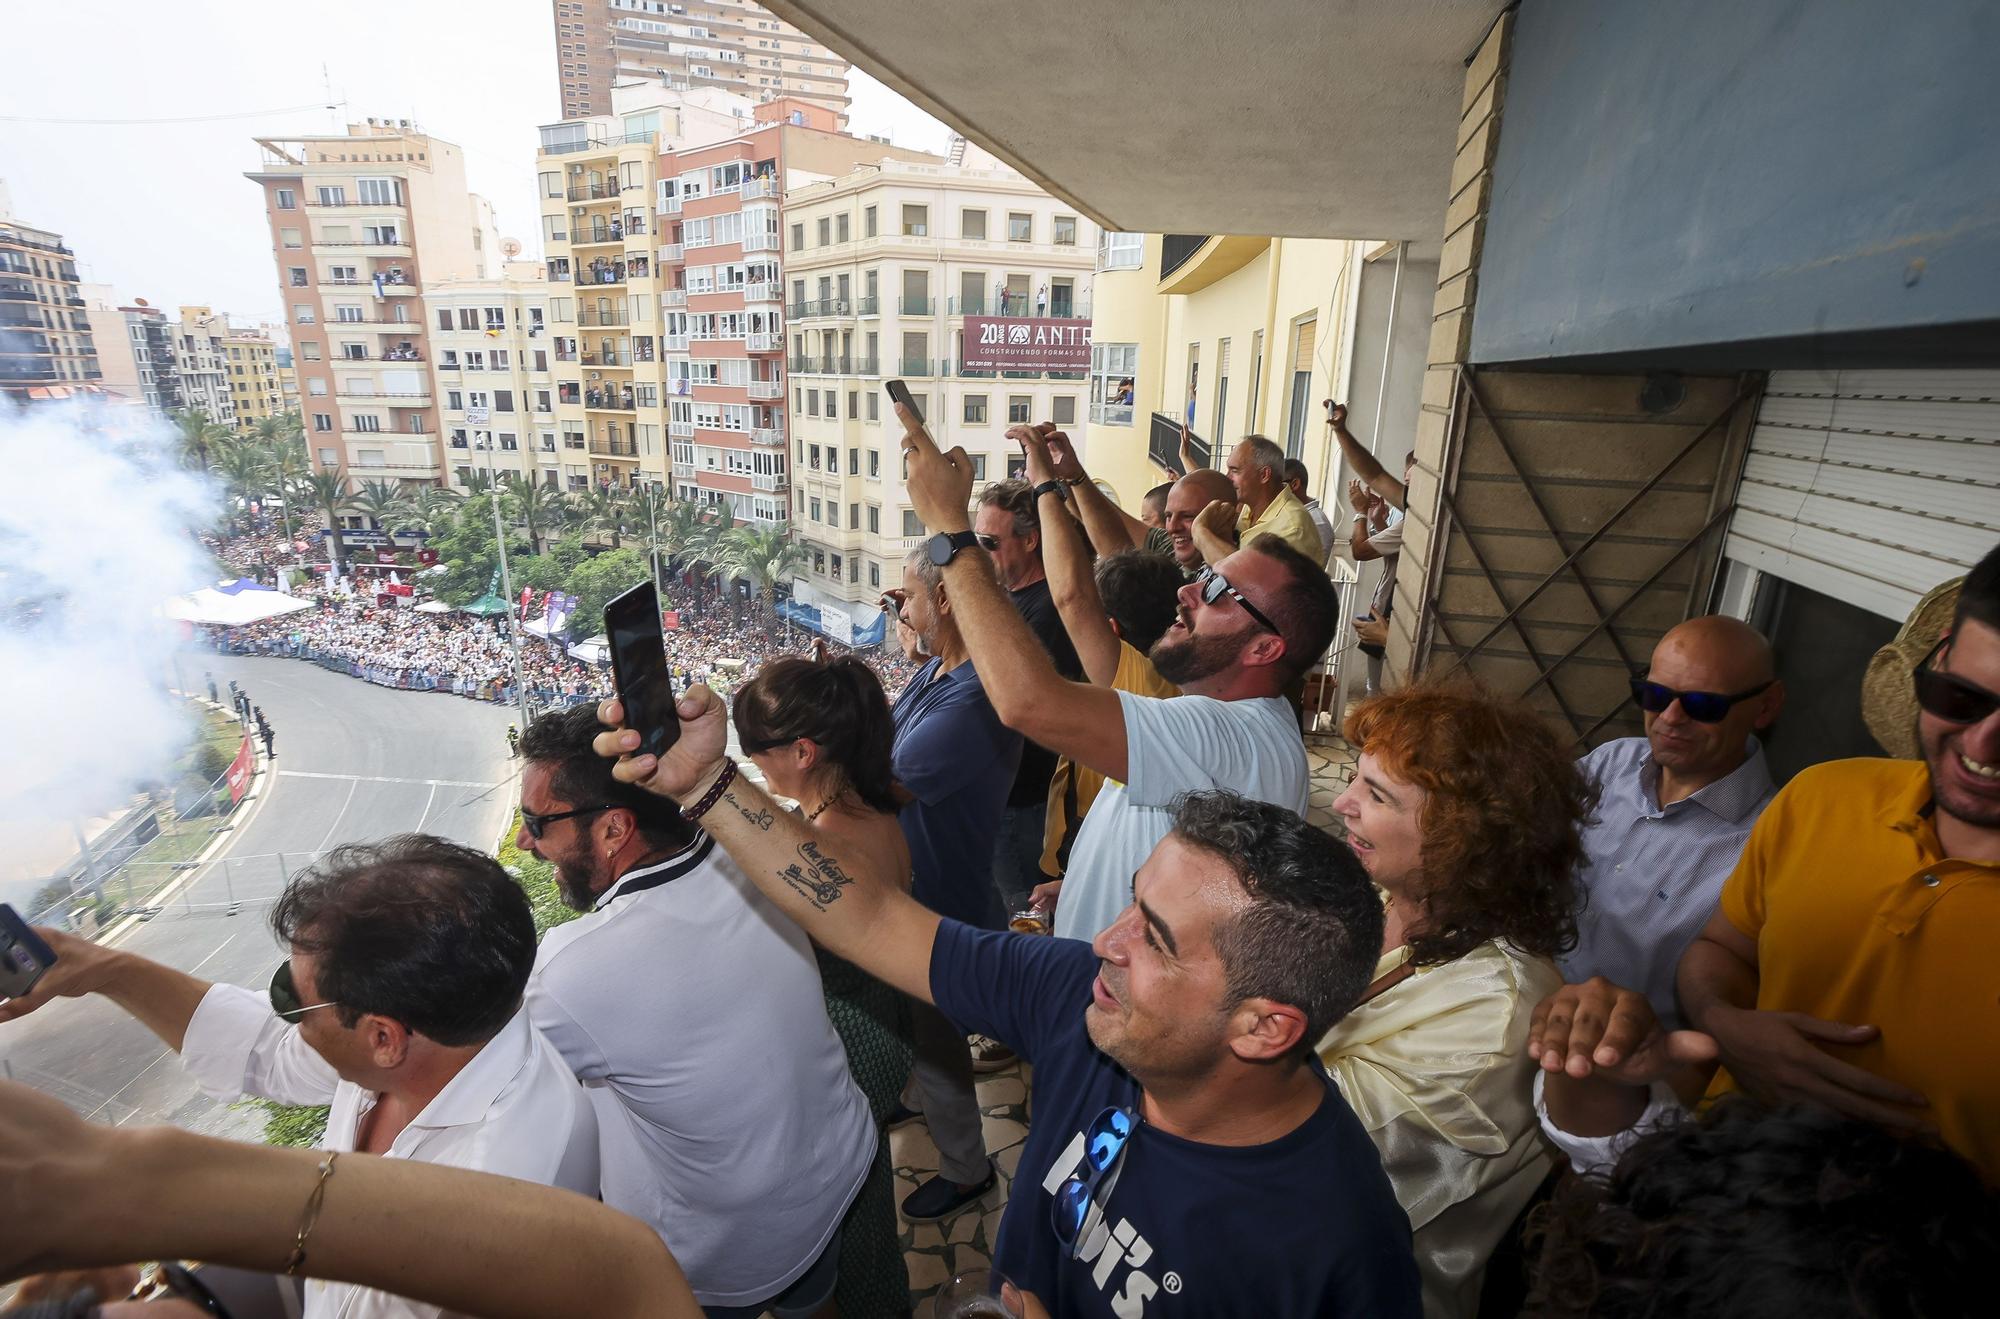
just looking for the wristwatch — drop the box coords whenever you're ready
[926,529,980,566]
[1032,479,1067,503]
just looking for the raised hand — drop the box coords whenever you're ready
[593,688,730,803]
[1008,423,1058,486]
[1346,478,1371,515]
[1194,497,1239,542]
[1324,400,1347,429]
[0,926,117,1026]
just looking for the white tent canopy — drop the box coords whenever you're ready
[567,635,610,664]
[162,585,313,626]
[413,599,455,613]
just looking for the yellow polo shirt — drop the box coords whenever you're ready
[1237,485,1326,561]
[1712,757,2000,1182]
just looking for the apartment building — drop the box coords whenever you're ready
[423,263,560,490]
[221,326,285,430]
[173,307,237,427]
[551,0,849,122]
[78,283,142,402]
[0,181,101,400]
[247,120,497,486]
[122,302,183,416]
[780,158,1097,620]
[661,97,938,525]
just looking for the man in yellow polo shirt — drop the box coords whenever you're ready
[1675,539,2000,1181]
[1201,434,1326,564]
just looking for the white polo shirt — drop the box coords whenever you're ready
[182,988,600,1319]
[527,836,875,1309]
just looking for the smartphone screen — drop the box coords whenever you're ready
[603,581,680,759]
[0,903,56,999]
[883,378,922,423]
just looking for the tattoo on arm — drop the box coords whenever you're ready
[777,839,856,911]
[724,790,774,832]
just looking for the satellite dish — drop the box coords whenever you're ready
[501,238,523,259]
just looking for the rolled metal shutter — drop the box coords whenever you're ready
[1725,369,2000,619]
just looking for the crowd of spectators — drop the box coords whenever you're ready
[5,402,1998,1319]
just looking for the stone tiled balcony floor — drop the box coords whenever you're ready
[890,738,1359,1315]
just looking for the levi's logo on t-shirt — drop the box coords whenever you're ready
[1042,1129,1174,1315]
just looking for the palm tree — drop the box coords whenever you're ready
[252,413,309,554]
[299,470,361,573]
[210,439,272,535]
[577,486,630,549]
[502,473,567,555]
[168,406,230,473]
[461,468,496,499]
[655,498,724,578]
[350,479,413,540]
[714,521,808,619]
[403,485,465,538]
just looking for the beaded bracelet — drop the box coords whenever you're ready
[680,760,738,824]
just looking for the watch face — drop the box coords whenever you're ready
[927,532,956,567]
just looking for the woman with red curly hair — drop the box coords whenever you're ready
[1319,677,1593,1319]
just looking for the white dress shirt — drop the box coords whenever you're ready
[182,986,600,1319]
[527,836,875,1309]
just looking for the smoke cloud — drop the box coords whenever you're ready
[0,400,218,905]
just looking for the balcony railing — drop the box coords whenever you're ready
[743,281,779,303]
[747,380,782,399]
[740,177,780,200]
[662,333,689,351]
[742,232,780,253]
[567,182,616,201]
[582,351,633,367]
[578,308,629,327]
[657,243,684,263]
[792,298,854,319]
[898,297,935,315]
[576,266,626,286]
[669,421,695,438]
[662,289,687,307]
[746,331,781,352]
[752,471,787,490]
[658,195,683,215]
[574,225,627,246]
[344,426,435,436]
[856,296,881,316]
[590,440,639,458]
[337,389,432,401]
[750,427,782,446]
[897,358,935,376]
[584,392,636,411]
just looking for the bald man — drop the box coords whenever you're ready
[1156,468,1238,576]
[1560,616,1784,1029]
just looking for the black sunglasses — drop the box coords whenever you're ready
[1628,676,1775,723]
[1914,637,2000,724]
[1193,564,1282,638]
[975,532,1002,552]
[269,961,338,1021]
[520,803,615,839]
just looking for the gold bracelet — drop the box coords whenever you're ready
[285,1152,338,1276]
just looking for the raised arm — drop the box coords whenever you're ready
[1044,425,1151,556]
[0,1080,693,1319]
[594,692,942,1004]
[0,925,214,1051]
[1178,419,1206,474]
[1012,424,1121,686]
[1327,402,1406,511]
[897,403,1130,782]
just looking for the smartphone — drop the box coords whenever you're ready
[603,581,681,759]
[883,378,923,423]
[0,903,56,999]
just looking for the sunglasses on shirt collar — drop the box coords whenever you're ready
[1914,636,2000,724]
[1628,675,1774,723]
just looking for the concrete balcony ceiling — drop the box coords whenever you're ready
[761,0,1506,240]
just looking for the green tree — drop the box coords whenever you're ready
[503,474,567,556]
[252,413,309,553]
[576,486,630,549]
[168,406,230,473]
[714,522,807,619]
[461,468,496,498]
[547,530,590,575]
[350,479,413,537]
[428,502,500,606]
[210,439,272,535]
[654,498,724,578]
[515,553,567,593]
[402,485,465,538]
[299,470,360,573]
[563,547,649,634]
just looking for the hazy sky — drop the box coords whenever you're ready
[0,0,947,327]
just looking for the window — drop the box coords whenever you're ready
[963,395,988,424]
[300,342,321,361]
[848,389,859,419]
[849,447,860,475]
[970,455,989,481]
[868,448,880,476]
[830,553,842,576]
[902,509,925,537]
[316,185,346,206]
[1091,341,1138,426]
[1214,337,1232,441]
[436,309,454,330]
[810,497,822,521]
[869,562,880,588]
[1054,215,1078,246]
[275,188,296,210]
[816,217,831,246]
[790,222,805,250]
[836,213,850,243]
[293,304,315,324]
[864,206,877,237]
[307,379,328,396]
[849,502,860,527]
[357,178,402,206]
[1008,395,1032,423]
[867,505,880,532]
[866,393,879,423]
[961,210,987,240]
[540,171,562,198]
[1096,231,1144,272]
[289,268,308,287]
[901,204,928,237]
[827,503,838,528]
[1007,212,1032,242]
[280,227,302,248]
[495,390,515,413]
[312,413,333,432]
[1053,395,1076,425]
[1284,318,1317,459]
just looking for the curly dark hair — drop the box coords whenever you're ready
[1526,1096,2000,1318]
[730,655,899,815]
[1341,676,1591,965]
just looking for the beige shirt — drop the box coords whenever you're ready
[1236,484,1326,562]
[1316,940,1561,1319]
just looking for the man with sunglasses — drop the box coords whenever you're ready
[1559,615,1783,1029]
[1539,542,2000,1185]
[514,705,876,1316]
[0,836,599,1319]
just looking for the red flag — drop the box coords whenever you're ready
[519,586,536,621]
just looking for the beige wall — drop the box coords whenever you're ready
[78,283,142,402]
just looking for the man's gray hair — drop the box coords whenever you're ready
[904,545,942,593]
[1241,434,1286,476]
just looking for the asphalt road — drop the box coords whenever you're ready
[0,651,520,1138]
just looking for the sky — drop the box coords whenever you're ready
[0,0,949,328]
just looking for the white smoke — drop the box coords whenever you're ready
[0,400,219,903]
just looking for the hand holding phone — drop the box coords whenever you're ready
[0,904,57,1000]
[603,582,681,759]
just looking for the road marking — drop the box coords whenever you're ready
[415,782,439,832]
[312,778,360,856]
[280,771,501,789]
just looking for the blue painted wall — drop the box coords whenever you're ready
[1470,0,2000,364]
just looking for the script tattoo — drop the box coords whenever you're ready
[722,790,773,832]
[778,839,855,911]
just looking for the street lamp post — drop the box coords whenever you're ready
[470,407,532,728]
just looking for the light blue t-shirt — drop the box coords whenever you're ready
[1053,689,1310,942]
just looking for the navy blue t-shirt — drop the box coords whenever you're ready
[930,920,1421,1318]
[891,657,1023,929]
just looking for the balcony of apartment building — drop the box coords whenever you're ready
[337,386,433,405]
[662,288,688,308]
[578,307,630,328]
[584,386,637,411]
[898,295,936,316]
[0,279,39,303]
[663,331,689,352]
[589,436,639,459]
[312,235,413,258]
[658,193,683,217]
[330,346,425,366]
[747,378,783,400]
[897,357,937,377]
[657,242,685,264]
[749,426,783,447]
[946,294,1092,319]
[573,219,632,248]
[576,260,628,287]
[580,349,635,369]
[746,330,781,352]
[743,280,780,305]
[739,177,780,202]
[668,420,695,439]
[790,298,856,321]
[566,180,619,203]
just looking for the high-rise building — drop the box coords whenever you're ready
[222,324,285,431]
[174,307,237,429]
[247,121,497,486]
[424,262,558,490]
[780,154,1097,622]
[78,283,143,403]
[551,0,850,122]
[121,301,184,416]
[0,181,102,400]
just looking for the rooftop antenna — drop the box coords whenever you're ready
[322,65,338,131]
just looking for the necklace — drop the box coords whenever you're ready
[806,786,849,822]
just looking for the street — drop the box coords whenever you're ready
[0,650,520,1138]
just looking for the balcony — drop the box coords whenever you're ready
[344,425,435,436]
[578,307,629,327]
[574,224,628,247]
[581,350,634,367]
[750,427,782,446]
[663,333,689,351]
[566,182,616,202]
[576,265,627,286]
[898,296,935,316]
[740,177,780,200]
[792,298,854,320]
[669,421,695,438]
[856,296,881,316]
[590,440,639,458]
[658,194,683,215]
[746,331,781,352]
[337,389,433,404]
[742,232,780,253]
[743,281,779,304]
[313,239,412,257]
[584,391,636,411]
[747,379,782,400]
[662,288,687,307]
[657,243,684,263]
[752,471,788,491]
[897,358,936,377]
[331,350,424,364]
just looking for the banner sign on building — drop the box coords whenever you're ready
[960,318,1093,372]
